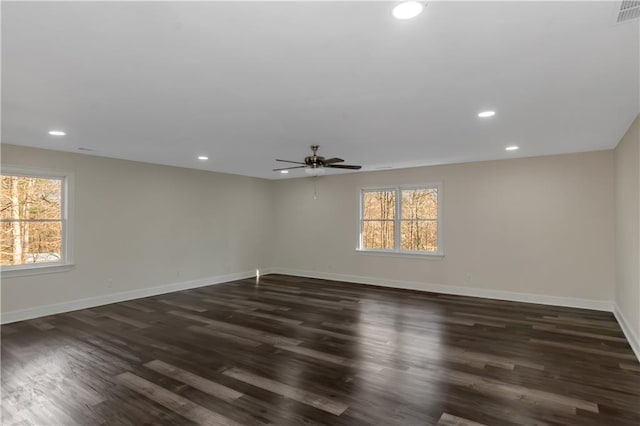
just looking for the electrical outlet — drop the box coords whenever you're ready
[105,278,113,289]
[464,273,471,283]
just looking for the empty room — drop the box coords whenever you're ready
[1,1,639,425]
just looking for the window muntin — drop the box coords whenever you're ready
[1,173,68,269]
[359,185,441,255]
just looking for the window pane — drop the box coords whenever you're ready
[362,190,396,220]
[401,220,438,252]
[362,220,395,250]
[1,176,62,221]
[401,188,437,220]
[1,174,64,266]
[1,220,63,266]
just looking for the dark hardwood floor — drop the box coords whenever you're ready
[2,274,639,425]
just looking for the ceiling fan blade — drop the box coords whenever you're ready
[273,166,306,171]
[276,159,306,165]
[323,157,344,164]
[326,164,362,170]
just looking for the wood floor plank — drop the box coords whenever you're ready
[409,367,599,413]
[158,299,208,313]
[530,339,637,360]
[293,323,388,344]
[451,347,545,371]
[235,309,303,326]
[275,344,384,372]
[116,371,243,426]
[437,412,486,426]
[144,359,243,403]
[120,301,155,313]
[101,312,150,329]
[30,319,55,331]
[256,291,346,311]
[222,367,349,416]
[66,311,104,327]
[169,310,302,346]
[225,298,291,312]
[187,325,263,347]
[532,324,626,342]
[201,298,256,311]
[619,362,640,372]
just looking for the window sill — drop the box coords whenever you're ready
[355,249,444,259]
[1,263,75,278]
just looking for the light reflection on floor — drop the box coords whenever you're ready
[352,297,444,413]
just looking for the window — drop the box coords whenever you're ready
[1,168,73,273]
[359,185,442,255]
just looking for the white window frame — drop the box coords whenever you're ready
[1,166,75,277]
[357,183,443,257]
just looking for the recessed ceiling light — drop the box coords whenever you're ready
[48,130,66,136]
[478,111,496,118]
[505,145,519,151]
[280,170,289,174]
[197,156,209,160]
[393,1,424,20]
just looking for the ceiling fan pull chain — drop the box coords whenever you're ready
[313,177,318,200]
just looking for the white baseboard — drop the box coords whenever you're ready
[0,270,256,324]
[267,267,615,312]
[613,304,640,362]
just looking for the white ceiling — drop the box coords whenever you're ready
[2,1,638,179]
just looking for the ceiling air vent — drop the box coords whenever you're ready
[617,0,640,22]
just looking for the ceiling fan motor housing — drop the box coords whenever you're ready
[305,144,323,168]
[305,155,325,168]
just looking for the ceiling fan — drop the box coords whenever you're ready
[274,145,362,173]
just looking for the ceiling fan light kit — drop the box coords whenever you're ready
[305,167,326,176]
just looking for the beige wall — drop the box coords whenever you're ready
[272,151,616,303]
[0,144,619,317]
[615,115,640,338]
[1,144,274,314]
